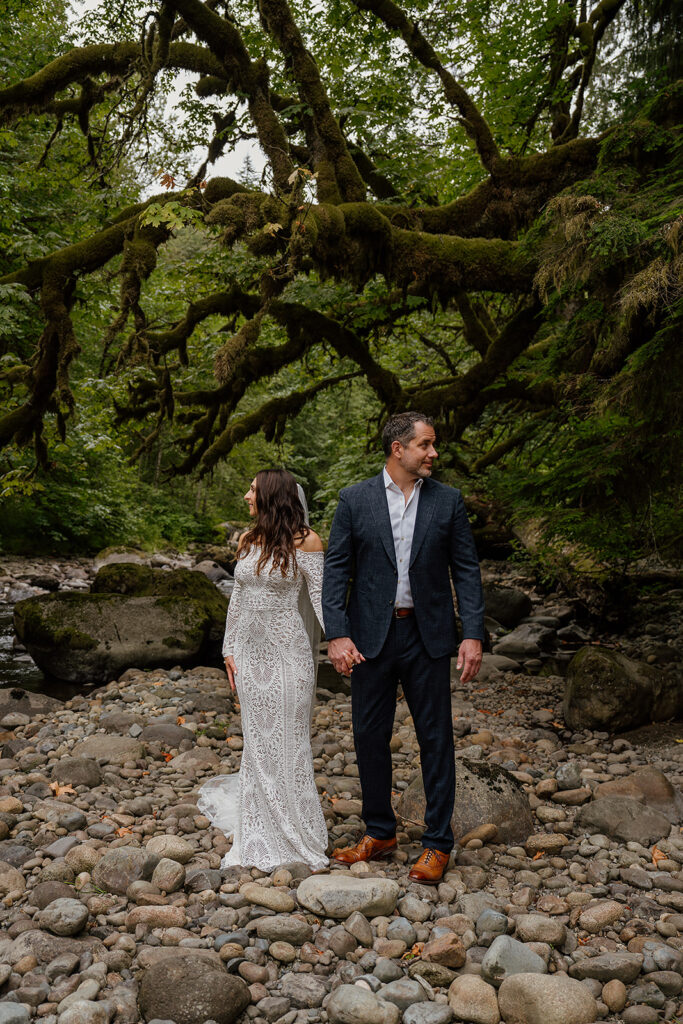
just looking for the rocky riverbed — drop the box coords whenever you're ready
[0,654,681,1024]
[0,552,681,1024]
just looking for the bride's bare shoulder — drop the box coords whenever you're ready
[296,530,324,552]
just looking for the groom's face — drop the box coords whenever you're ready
[398,421,438,478]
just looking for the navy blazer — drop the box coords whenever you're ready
[322,472,485,660]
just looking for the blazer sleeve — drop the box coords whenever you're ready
[322,492,353,640]
[449,491,485,641]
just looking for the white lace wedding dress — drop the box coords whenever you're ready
[198,546,329,871]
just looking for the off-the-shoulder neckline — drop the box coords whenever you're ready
[295,547,324,554]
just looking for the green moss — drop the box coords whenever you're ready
[92,563,227,624]
[14,596,97,650]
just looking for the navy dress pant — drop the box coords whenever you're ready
[350,614,455,852]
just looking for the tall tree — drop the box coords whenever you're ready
[0,0,680,556]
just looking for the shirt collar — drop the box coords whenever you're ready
[383,467,423,493]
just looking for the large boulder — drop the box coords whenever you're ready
[563,646,682,733]
[398,758,534,845]
[14,561,229,684]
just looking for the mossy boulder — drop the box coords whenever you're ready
[398,758,534,845]
[563,645,682,733]
[91,562,227,657]
[14,590,217,685]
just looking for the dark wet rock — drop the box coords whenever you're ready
[483,585,532,628]
[492,623,555,660]
[399,758,534,845]
[564,646,682,732]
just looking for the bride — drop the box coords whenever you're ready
[198,469,329,871]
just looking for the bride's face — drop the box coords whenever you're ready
[244,478,258,516]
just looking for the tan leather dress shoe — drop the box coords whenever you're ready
[332,834,397,864]
[407,847,450,884]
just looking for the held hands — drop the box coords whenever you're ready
[456,638,483,684]
[328,637,365,677]
[224,656,237,694]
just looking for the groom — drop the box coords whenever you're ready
[322,412,484,883]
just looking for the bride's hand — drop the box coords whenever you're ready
[225,656,237,693]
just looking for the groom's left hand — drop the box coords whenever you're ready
[456,639,482,683]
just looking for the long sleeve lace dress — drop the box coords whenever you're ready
[197,547,329,871]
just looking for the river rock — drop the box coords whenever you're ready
[514,915,566,946]
[576,796,672,845]
[326,984,400,1024]
[52,757,102,788]
[497,973,598,1024]
[8,929,105,965]
[568,951,643,983]
[578,899,624,933]
[0,860,26,896]
[403,1005,454,1024]
[92,847,159,894]
[481,935,546,986]
[380,977,428,1010]
[145,835,194,863]
[59,1000,110,1024]
[398,759,533,845]
[139,722,196,747]
[448,974,500,1024]
[0,1008,30,1024]
[139,956,249,1024]
[71,734,143,764]
[563,646,683,732]
[14,592,216,684]
[593,765,683,824]
[296,874,399,918]
[37,897,89,935]
[492,623,555,660]
[240,881,295,912]
[483,585,532,628]
[255,915,313,945]
[421,932,466,968]
[279,971,328,1007]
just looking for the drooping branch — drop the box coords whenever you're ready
[199,371,360,473]
[171,0,296,193]
[351,0,500,173]
[0,41,224,120]
[257,0,366,204]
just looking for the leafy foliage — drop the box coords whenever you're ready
[0,0,680,566]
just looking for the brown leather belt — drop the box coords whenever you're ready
[394,607,414,618]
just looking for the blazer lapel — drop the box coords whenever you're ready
[368,472,397,569]
[410,479,437,566]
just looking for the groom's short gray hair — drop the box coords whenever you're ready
[382,411,434,457]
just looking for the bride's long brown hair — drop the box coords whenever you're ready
[239,469,310,576]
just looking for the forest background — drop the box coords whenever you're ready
[0,0,680,580]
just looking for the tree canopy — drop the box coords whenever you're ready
[0,0,681,561]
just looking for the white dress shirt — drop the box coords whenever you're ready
[383,467,422,608]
